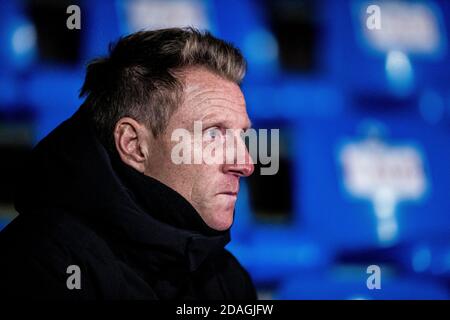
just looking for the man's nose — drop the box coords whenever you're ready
[222,162,254,177]
[222,134,255,177]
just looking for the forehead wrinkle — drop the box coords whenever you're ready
[184,87,217,103]
[185,88,245,108]
[186,94,246,123]
[194,98,246,113]
[180,73,248,128]
[198,106,251,129]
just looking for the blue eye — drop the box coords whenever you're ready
[206,127,222,140]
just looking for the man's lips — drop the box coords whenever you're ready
[216,189,239,196]
[217,178,240,197]
[219,191,238,196]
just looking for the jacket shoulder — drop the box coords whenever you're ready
[0,210,120,299]
[212,249,257,300]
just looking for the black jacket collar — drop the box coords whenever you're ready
[14,106,230,273]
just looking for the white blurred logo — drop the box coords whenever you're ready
[339,133,427,244]
[360,1,442,54]
[125,0,209,31]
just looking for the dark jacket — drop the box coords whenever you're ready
[0,106,256,300]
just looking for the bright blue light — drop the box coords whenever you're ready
[243,28,279,74]
[385,50,414,97]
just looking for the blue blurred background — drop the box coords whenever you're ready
[1,0,450,299]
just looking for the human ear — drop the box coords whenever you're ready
[114,117,151,173]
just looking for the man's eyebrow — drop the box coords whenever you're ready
[199,114,252,130]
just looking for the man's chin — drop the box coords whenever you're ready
[209,220,233,231]
[203,208,235,231]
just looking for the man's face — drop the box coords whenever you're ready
[143,67,254,231]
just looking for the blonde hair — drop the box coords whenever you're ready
[80,27,247,149]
